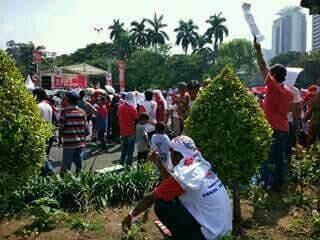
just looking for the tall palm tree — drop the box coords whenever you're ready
[130,19,149,48]
[193,35,213,56]
[205,13,229,52]
[145,13,169,51]
[109,19,125,42]
[114,30,134,60]
[174,19,199,55]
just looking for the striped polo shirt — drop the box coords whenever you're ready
[60,105,86,149]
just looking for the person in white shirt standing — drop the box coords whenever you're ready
[141,90,158,139]
[286,86,302,162]
[33,88,54,176]
[151,122,172,170]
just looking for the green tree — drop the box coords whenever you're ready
[269,51,320,88]
[192,35,214,70]
[55,42,116,67]
[0,50,51,208]
[210,39,258,86]
[126,50,205,89]
[109,19,125,42]
[130,19,149,49]
[186,67,271,222]
[205,13,229,53]
[126,49,166,90]
[174,19,199,55]
[114,30,135,60]
[163,54,203,87]
[145,13,169,51]
[269,51,304,66]
[5,40,35,77]
[192,35,213,56]
[296,51,320,88]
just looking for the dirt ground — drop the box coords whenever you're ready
[1,198,318,240]
[0,206,163,240]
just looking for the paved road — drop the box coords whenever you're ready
[49,142,136,173]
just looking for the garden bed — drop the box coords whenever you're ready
[0,197,318,240]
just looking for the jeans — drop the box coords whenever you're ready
[120,135,135,166]
[98,129,107,150]
[41,159,53,176]
[285,122,296,165]
[137,151,148,166]
[311,123,320,145]
[261,130,288,191]
[61,147,85,175]
[46,136,55,157]
[154,199,205,240]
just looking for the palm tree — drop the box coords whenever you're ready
[130,19,149,48]
[145,13,169,51]
[109,19,125,42]
[205,13,229,52]
[193,35,214,57]
[114,30,134,60]
[174,19,199,55]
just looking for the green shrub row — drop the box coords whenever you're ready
[2,165,157,217]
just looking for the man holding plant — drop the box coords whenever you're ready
[122,136,232,240]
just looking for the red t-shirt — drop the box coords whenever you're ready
[118,103,138,136]
[96,104,108,119]
[156,100,166,123]
[153,176,185,202]
[264,74,293,132]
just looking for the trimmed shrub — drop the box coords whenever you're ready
[0,50,51,205]
[185,66,272,221]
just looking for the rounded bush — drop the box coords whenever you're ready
[0,50,51,201]
[185,66,272,187]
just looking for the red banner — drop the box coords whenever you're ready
[32,50,42,63]
[53,74,87,89]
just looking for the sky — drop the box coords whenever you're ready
[0,0,311,56]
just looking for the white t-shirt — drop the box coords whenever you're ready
[287,86,302,123]
[38,101,53,123]
[136,124,149,152]
[151,133,171,169]
[142,100,157,132]
[178,171,232,239]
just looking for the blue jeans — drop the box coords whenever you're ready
[98,129,107,149]
[61,147,85,175]
[261,130,288,191]
[41,159,53,176]
[120,135,135,166]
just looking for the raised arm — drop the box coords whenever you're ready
[254,36,268,82]
[148,150,170,180]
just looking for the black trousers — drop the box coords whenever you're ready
[137,151,148,166]
[154,199,205,240]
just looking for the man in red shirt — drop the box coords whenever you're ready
[254,37,293,192]
[118,93,138,166]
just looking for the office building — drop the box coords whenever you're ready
[312,15,320,51]
[272,6,307,56]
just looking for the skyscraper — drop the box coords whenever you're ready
[272,6,307,57]
[312,15,320,51]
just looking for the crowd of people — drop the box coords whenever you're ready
[32,79,203,174]
[29,37,320,239]
[32,78,234,239]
